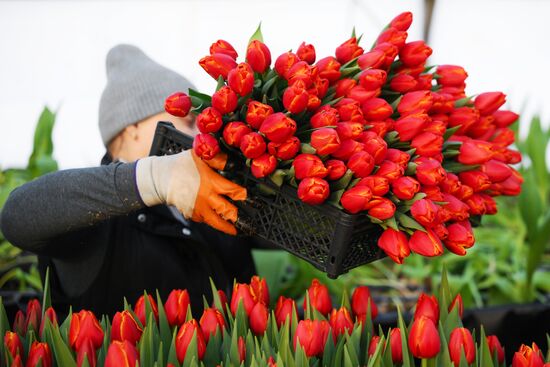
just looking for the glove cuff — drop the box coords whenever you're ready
[135,156,164,207]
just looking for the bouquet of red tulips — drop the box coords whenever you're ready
[2,270,548,367]
[164,12,522,264]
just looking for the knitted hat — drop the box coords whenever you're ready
[98,44,195,146]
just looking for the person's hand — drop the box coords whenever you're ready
[135,151,246,235]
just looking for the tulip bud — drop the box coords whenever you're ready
[110,311,142,345]
[293,154,328,179]
[341,186,373,214]
[4,331,23,359]
[246,40,271,73]
[409,229,444,257]
[338,101,364,123]
[390,73,417,93]
[335,78,357,98]
[399,41,432,66]
[430,93,454,114]
[25,299,41,334]
[459,170,491,192]
[390,328,403,363]
[376,27,407,49]
[361,98,393,121]
[378,227,411,264]
[228,62,255,96]
[390,11,413,31]
[475,92,506,116]
[316,56,341,83]
[440,172,461,194]
[267,136,301,160]
[275,296,297,327]
[223,122,252,147]
[394,113,429,141]
[210,39,238,59]
[325,159,347,180]
[449,294,464,318]
[310,128,341,155]
[368,335,382,357]
[77,339,97,367]
[69,310,105,352]
[287,61,312,86]
[193,133,220,161]
[449,328,476,367]
[216,290,228,310]
[464,192,487,215]
[246,100,274,129]
[487,335,505,364]
[12,310,25,336]
[298,177,330,205]
[493,110,519,128]
[274,52,299,78]
[283,81,309,114]
[165,92,192,118]
[294,320,331,357]
[260,112,297,143]
[230,283,255,316]
[312,76,330,98]
[357,176,390,196]
[376,160,404,182]
[176,320,206,362]
[347,151,375,178]
[329,307,354,338]
[27,342,52,367]
[105,340,139,367]
[480,193,498,214]
[408,316,440,359]
[436,65,468,86]
[238,336,246,363]
[360,132,388,164]
[251,154,277,178]
[211,86,238,115]
[249,302,269,335]
[240,132,267,159]
[374,42,399,69]
[385,148,411,169]
[39,307,58,338]
[458,139,494,165]
[199,53,237,80]
[331,139,364,161]
[440,193,470,222]
[310,106,340,128]
[199,308,225,342]
[415,157,446,186]
[392,176,420,200]
[304,279,332,316]
[448,107,480,135]
[297,42,316,64]
[351,285,378,320]
[165,289,190,328]
[359,69,387,90]
[196,107,223,134]
[250,275,270,305]
[444,222,475,255]
[335,37,364,64]
[410,198,439,227]
[492,127,515,148]
[411,132,443,157]
[398,90,433,116]
[366,196,396,220]
[134,295,159,326]
[358,49,386,70]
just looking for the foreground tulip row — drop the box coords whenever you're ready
[164,11,523,264]
[1,270,548,367]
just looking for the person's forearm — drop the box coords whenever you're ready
[0,162,144,250]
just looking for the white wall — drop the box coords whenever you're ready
[0,0,546,170]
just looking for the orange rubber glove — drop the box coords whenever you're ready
[135,150,245,235]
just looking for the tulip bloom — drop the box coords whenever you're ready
[436,65,468,86]
[444,222,475,255]
[250,275,270,306]
[377,228,410,264]
[357,176,390,196]
[293,154,328,179]
[390,11,413,31]
[408,316,441,359]
[165,92,192,117]
[409,229,444,257]
[251,154,277,178]
[411,132,443,157]
[368,335,382,357]
[361,98,393,120]
[297,42,316,64]
[358,49,386,70]
[493,110,519,128]
[297,177,330,205]
[394,113,429,141]
[347,151,375,178]
[13,310,25,336]
[310,106,340,128]
[335,122,363,141]
[223,122,252,147]
[475,91,506,116]
[390,328,403,363]
[459,171,491,192]
[199,53,238,80]
[134,294,159,326]
[366,196,396,220]
[294,320,331,357]
[275,296,297,327]
[487,335,505,364]
[512,343,545,367]
[316,56,341,83]
[304,279,332,316]
[351,285,378,320]
[287,61,312,86]
[337,101,364,123]
[398,91,433,116]
[331,139,364,161]
[392,176,420,200]
[249,302,269,335]
[11,355,23,367]
[238,336,246,363]
[25,299,41,334]
[245,101,274,129]
[193,133,220,161]
[448,107,480,135]
[376,160,404,182]
[335,37,364,64]
[69,310,105,351]
[400,41,432,66]
[410,198,439,227]
[267,136,301,160]
[209,39,238,59]
[359,69,387,90]
[335,78,357,97]
[111,311,143,345]
[386,148,411,169]
[39,307,58,338]
[260,113,297,143]
[164,289,190,328]
[27,342,52,367]
[77,339,97,367]
[441,193,470,222]
[414,293,440,324]
[390,73,417,93]
[341,186,372,214]
[374,42,399,68]
[240,132,267,159]
[4,331,23,359]
[440,172,461,194]
[329,307,354,338]
[361,133,388,164]
[449,328,476,367]
[449,294,464,318]
[211,86,238,115]
[458,139,494,165]
[415,157,446,186]
[199,308,225,342]
[246,40,271,73]
[283,81,309,114]
[105,340,139,367]
[325,159,347,181]
[176,320,206,363]
[311,128,341,155]
[196,107,223,134]
[376,27,407,49]
[274,51,300,78]
[230,283,256,316]
[227,63,255,96]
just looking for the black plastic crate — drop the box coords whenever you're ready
[150,121,384,278]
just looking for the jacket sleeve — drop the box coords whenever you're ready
[0,162,145,252]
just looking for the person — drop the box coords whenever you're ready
[0,44,256,318]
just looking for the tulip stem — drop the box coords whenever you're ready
[421,359,428,367]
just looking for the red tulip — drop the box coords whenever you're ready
[410,198,439,227]
[193,133,220,160]
[337,100,364,122]
[335,37,364,64]
[377,228,410,264]
[390,328,403,363]
[216,289,228,310]
[335,78,357,97]
[77,339,97,367]
[444,222,475,256]
[361,132,388,164]
[260,112,297,143]
[209,39,238,59]
[411,132,443,157]
[422,185,445,202]
[25,299,41,334]
[251,154,277,178]
[448,107,480,135]
[267,136,301,160]
[399,41,432,66]
[440,173,461,194]
[246,40,271,73]
[4,331,23,358]
[409,229,444,257]
[361,98,393,120]
[230,283,255,316]
[69,310,105,351]
[368,335,382,357]
[493,110,519,128]
[366,196,396,220]
[275,296,297,327]
[331,139,364,161]
[311,128,341,155]
[283,81,309,114]
[199,307,225,342]
[464,194,487,215]
[111,311,143,344]
[374,42,399,68]
[246,100,274,129]
[359,69,387,90]
[26,342,52,367]
[165,289,190,327]
[385,148,411,169]
[440,193,470,222]
[390,73,418,93]
[398,90,433,117]
[394,113,429,141]
[330,307,354,338]
[414,293,439,324]
[196,107,223,134]
[351,285,378,320]
[347,151,375,178]
[297,42,316,64]
[376,26,407,49]
[105,340,139,367]
[312,76,330,98]
[512,343,545,367]
[223,122,252,147]
[458,139,494,165]
[13,310,25,336]
[297,177,330,205]
[358,49,386,70]
[199,53,237,80]
[408,316,441,359]
[227,62,255,96]
[459,171,491,192]
[415,157,446,186]
[430,94,454,114]
[11,355,23,367]
[392,176,420,200]
[316,56,341,83]
[475,92,506,116]
[494,170,523,196]
[249,302,269,335]
[250,275,270,306]
[39,307,58,338]
[287,61,312,86]
[487,335,505,364]
[274,52,300,78]
[176,320,206,362]
[134,294,159,326]
[310,106,340,128]
[325,159,347,181]
[304,279,332,316]
[390,12,413,31]
[211,86,238,115]
[449,328,476,367]
[376,160,404,182]
[294,320,331,357]
[335,122,363,141]
[436,65,468,86]
[492,127,516,148]
[165,92,192,117]
[356,176,390,196]
[238,336,246,363]
[449,294,464,318]
[341,185,372,214]
[240,132,267,159]
[293,154,328,179]
[480,193,498,214]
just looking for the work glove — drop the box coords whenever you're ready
[135,150,246,235]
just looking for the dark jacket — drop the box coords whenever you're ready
[0,156,256,318]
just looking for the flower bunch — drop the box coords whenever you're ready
[165,12,522,264]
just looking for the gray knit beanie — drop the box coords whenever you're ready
[99,44,195,146]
